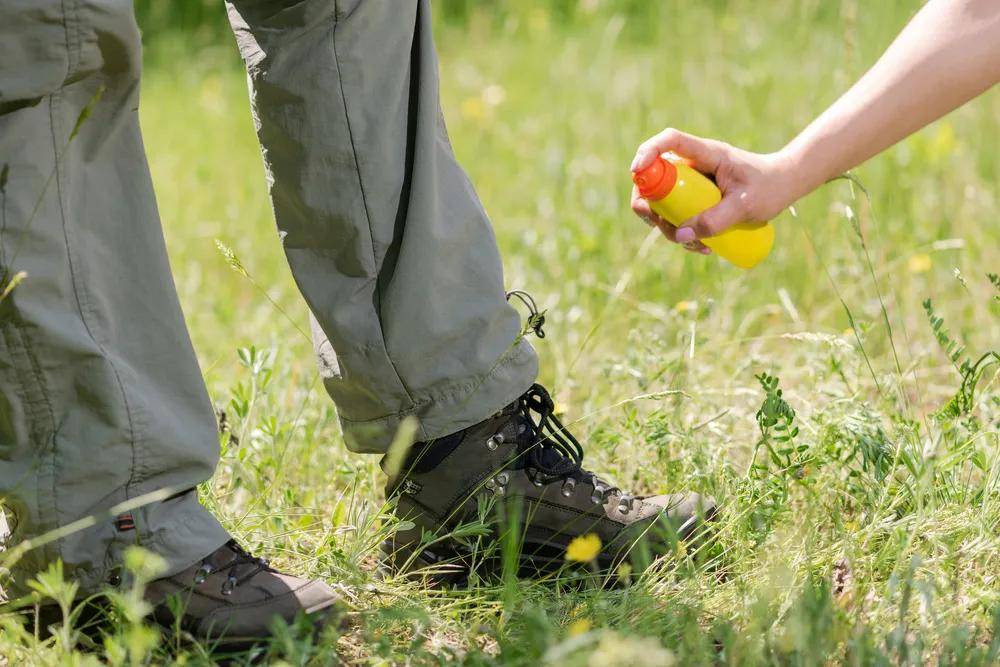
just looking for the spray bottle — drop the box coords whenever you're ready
[632,155,774,269]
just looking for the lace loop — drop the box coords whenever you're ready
[518,385,582,478]
[515,385,620,503]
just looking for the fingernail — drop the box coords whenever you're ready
[675,227,695,244]
[630,153,642,171]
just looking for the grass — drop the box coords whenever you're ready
[2,1,999,664]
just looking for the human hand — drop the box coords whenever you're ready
[629,128,804,253]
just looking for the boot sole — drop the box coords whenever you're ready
[379,505,717,585]
[378,537,622,585]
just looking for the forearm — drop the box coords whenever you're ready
[782,0,1000,196]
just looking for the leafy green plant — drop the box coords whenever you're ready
[742,372,813,542]
[923,274,1000,421]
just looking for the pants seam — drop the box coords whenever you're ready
[331,3,417,411]
[67,0,82,79]
[49,87,141,569]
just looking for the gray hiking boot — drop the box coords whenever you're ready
[145,540,341,648]
[381,384,716,582]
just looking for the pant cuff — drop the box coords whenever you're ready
[136,491,231,581]
[340,338,538,453]
[70,490,229,594]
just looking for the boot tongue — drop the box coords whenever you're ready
[204,541,267,576]
[535,443,571,470]
[204,544,239,570]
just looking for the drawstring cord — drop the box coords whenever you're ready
[506,289,546,339]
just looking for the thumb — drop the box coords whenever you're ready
[676,195,746,241]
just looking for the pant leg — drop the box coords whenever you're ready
[226,0,538,453]
[0,0,228,595]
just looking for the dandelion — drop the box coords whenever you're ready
[567,618,592,637]
[907,253,932,274]
[460,96,485,121]
[527,8,550,34]
[565,533,602,563]
[927,121,956,162]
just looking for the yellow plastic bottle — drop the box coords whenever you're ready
[632,155,774,269]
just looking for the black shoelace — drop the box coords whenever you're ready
[505,293,627,507]
[193,540,272,595]
[517,385,619,496]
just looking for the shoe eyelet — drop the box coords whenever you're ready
[561,479,576,497]
[221,576,237,596]
[193,564,212,585]
[488,474,507,496]
[591,484,607,505]
[486,433,504,451]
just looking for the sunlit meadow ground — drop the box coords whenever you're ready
[4,1,999,664]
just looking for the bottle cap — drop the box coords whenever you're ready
[632,157,677,201]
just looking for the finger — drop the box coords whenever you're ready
[631,187,666,227]
[631,128,724,174]
[658,220,710,254]
[653,219,678,242]
[675,195,746,241]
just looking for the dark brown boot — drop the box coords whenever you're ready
[381,384,716,582]
[145,540,341,648]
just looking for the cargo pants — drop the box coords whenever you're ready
[0,0,537,595]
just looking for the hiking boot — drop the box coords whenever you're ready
[145,540,341,648]
[381,384,716,581]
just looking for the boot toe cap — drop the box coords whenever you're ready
[646,492,718,537]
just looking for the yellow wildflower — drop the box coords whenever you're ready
[528,8,550,34]
[567,618,592,637]
[907,253,932,274]
[460,96,485,121]
[565,533,602,563]
[926,122,956,162]
[674,300,697,313]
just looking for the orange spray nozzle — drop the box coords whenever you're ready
[632,157,677,201]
